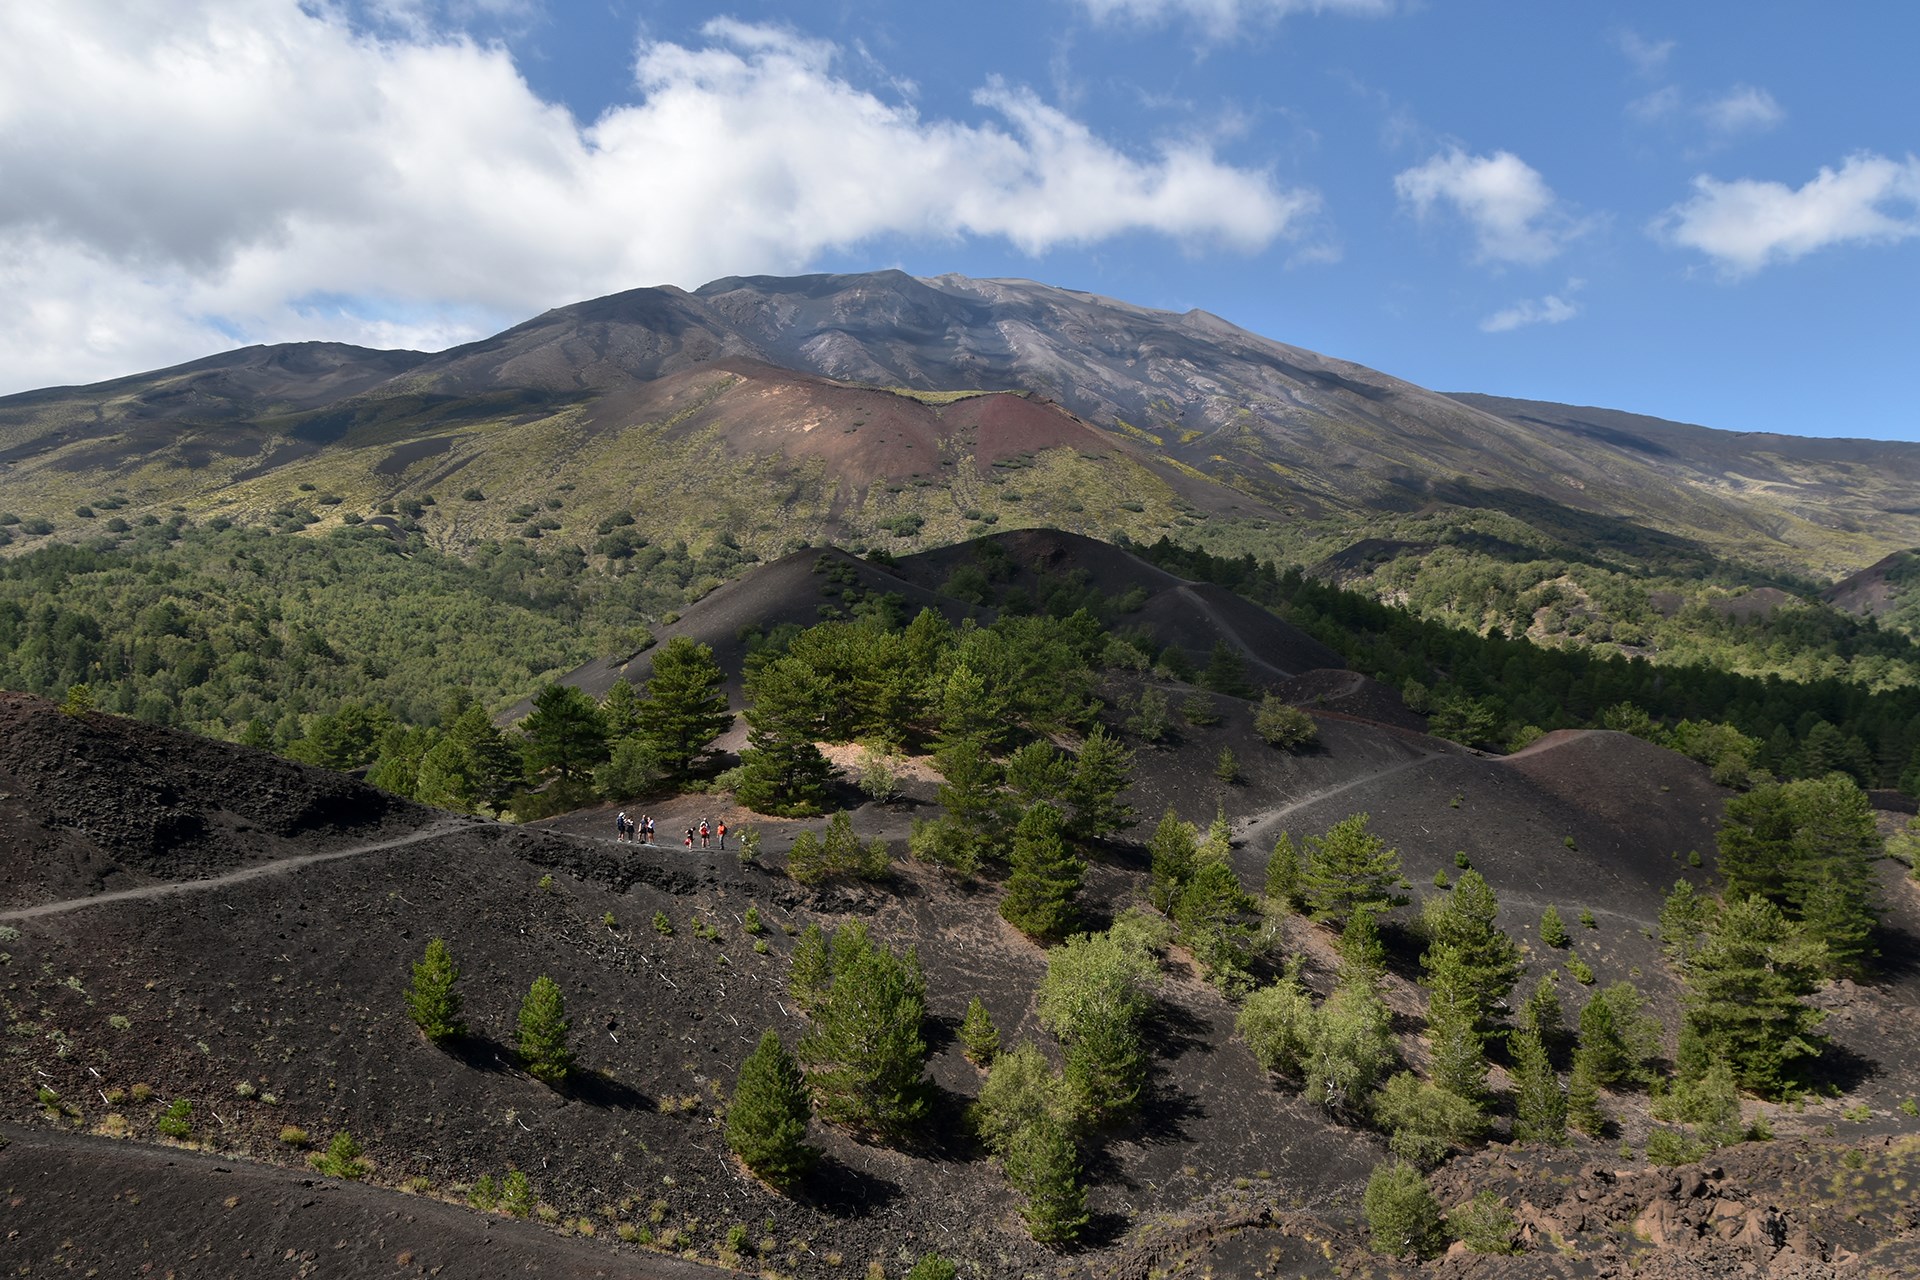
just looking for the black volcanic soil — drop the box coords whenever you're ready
[6,674,1920,1278]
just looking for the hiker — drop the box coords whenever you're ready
[716,820,727,850]
[684,827,695,849]
[623,813,637,842]
[643,815,655,844]
[699,819,711,849]
[615,811,629,843]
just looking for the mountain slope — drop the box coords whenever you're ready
[3,271,1918,584]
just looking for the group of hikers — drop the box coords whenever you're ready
[613,811,725,850]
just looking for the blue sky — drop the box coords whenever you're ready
[1,2,1915,441]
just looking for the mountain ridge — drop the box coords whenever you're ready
[2,270,1917,585]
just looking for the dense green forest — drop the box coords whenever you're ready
[1127,537,1920,796]
[0,519,748,739]
[1169,503,1920,690]
[5,515,1919,798]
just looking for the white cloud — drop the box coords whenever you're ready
[1652,153,1920,276]
[0,3,1315,393]
[1700,85,1785,135]
[1626,86,1682,123]
[1615,29,1675,77]
[1070,0,1392,39]
[1480,280,1584,332]
[1393,148,1585,266]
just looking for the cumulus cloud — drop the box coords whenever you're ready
[1480,280,1583,332]
[1070,0,1392,39]
[1652,153,1920,276]
[1700,85,1785,135]
[1393,148,1585,265]
[0,3,1315,392]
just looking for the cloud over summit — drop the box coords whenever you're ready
[0,2,1311,392]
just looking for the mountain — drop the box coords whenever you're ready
[3,271,1918,585]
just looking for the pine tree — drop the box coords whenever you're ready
[1300,813,1407,927]
[517,976,573,1085]
[1174,858,1259,987]
[405,937,463,1041]
[1000,804,1085,943]
[599,677,644,740]
[788,924,832,1009]
[1519,972,1569,1068]
[929,735,1007,862]
[1335,906,1387,987]
[1004,741,1071,809]
[1681,895,1827,1096]
[1265,831,1301,907]
[1424,985,1488,1103]
[797,942,929,1137]
[735,655,835,816]
[1565,1050,1608,1136]
[936,662,1009,750]
[519,684,608,784]
[449,705,523,814]
[1717,775,1881,976]
[1005,1114,1089,1246]
[1658,880,1715,968]
[1420,872,1523,1034]
[1509,1025,1567,1144]
[1538,905,1570,948]
[632,638,732,780]
[960,997,1000,1066]
[1574,987,1637,1089]
[1202,640,1254,698]
[1065,724,1136,840]
[726,1030,816,1188]
[1147,808,1198,912]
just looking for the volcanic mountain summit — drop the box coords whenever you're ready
[4,271,1919,579]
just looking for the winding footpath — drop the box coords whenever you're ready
[1236,749,1445,852]
[0,819,474,923]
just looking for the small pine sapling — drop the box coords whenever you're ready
[960,997,1001,1067]
[517,976,573,1085]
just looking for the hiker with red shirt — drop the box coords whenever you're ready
[717,820,727,850]
[699,819,711,849]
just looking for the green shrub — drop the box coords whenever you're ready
[1448,1190,1518,1255]
[904,1255,958,1280]
[1254,696,1317,750]
[469,1173,500,1211]
[501,1170,533,1217]
[1373,1072,1485,1165]
[310,1130,368,1179]
[1363,1160,1448,1259]
[652,911,673,936]
[1644,1125,1709,1166]
[155,1099,192,1140]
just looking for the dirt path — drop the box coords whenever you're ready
[0,819,475,923]
[1172,583,1298,680]
[1236,749,1445,850]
